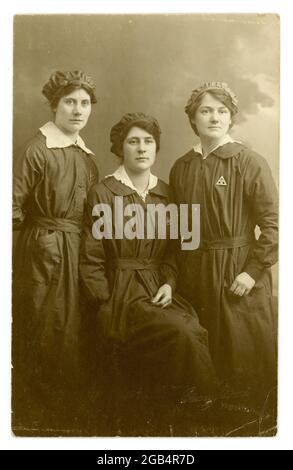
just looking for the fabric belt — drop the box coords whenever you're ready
[109,258,161,271]
[32,216,82,234]
[199,235,252,250]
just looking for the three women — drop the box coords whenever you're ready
[13,75,278,433]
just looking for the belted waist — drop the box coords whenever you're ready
[31,216,82,234]
[199,235,253,250]
[109,258,161,271]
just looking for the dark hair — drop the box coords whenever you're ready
[49,83,96,110]
[42,70,97,109]
[186,89,238,135]
[110,112,161,158]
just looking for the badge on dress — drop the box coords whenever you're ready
[215,176,227,186]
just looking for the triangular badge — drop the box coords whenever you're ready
[216,176,227,186]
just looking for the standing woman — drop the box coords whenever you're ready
[13,70,99,430]
[79,113,219,434]
[169,82,278,407]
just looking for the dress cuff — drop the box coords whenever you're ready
[243,263,264,282]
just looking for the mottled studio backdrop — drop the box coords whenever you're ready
[13,13,279,288]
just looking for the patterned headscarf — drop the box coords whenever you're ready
[42,70,97,104]
[110,112,161,157]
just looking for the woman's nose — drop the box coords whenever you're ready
[73,105,82,115]
[210,112,219,122]
[138,141,146,152]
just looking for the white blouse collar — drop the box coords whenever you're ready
[39,121,94,155]
[193,134,241,159]
[107,165,158,201]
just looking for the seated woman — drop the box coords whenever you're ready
[79,112,218,433]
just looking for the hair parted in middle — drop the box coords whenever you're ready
[110,112,161,158]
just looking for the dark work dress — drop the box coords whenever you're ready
[79,176,218,399]
[13,129,99,418]
[169,142,278,399]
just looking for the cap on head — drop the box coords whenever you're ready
[110,112,161,158]
[185,81,238,117]
[42,70,97,105]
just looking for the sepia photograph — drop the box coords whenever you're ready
[10,11,282,441]
[10,12,280,439]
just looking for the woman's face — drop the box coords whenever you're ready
[53,88,92,137]
[192,93,232,142]
[122,126,157,174]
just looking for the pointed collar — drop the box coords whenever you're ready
[103,174,169,200]
[184,138,245,162]
[39,121,94,155]
[193,135,242,159]
[105,165,158,202]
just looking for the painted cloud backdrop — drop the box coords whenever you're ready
[14,14,279,178]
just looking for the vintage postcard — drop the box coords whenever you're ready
[11,13,279,439]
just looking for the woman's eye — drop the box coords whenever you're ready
[65,99,73,105]
[145,139,154,144]
[200,109,209,114]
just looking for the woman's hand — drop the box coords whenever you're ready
[230,272,256,296]
[151,284,172,308]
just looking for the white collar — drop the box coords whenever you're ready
[39,121,94,155]
[193,135,241,159]
[107,165,158,201]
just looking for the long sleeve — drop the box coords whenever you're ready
[13,144,44,229]
[79,188,111,303]
[159,239,178,291]
[169,161,181,205]
[243,152,279,280]
[88,159,100,187]
[159,184,180,291]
